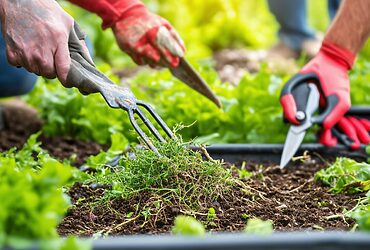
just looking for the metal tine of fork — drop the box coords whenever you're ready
[136,101,176,139]
[128,109,160,155]
[135,108,166,142]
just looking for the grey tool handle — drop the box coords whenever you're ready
[66,22,115,95]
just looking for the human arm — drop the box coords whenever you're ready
[280,0,370,148]
[0,0,74,83]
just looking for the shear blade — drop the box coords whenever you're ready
[170,58,221,108]
[280,127,306,168]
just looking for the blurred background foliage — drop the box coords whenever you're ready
[25,0,370,146]
[61,0,333,66]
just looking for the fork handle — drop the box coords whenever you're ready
[66,22,114,95]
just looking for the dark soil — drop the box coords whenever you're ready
[0,104,106,166]
[0,100,43,151]
[39,136,107,166]
[0,102,362,236]
[58,158,361,236]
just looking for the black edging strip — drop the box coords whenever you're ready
[196,143,367,164]
[91,232,370,250]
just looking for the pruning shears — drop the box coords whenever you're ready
[67,23,220,154]
[279,74,354,168]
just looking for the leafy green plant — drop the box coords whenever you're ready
[24,65,132,145]
[0,134,84,249]
[349,57,370,105]
[244,218,273,235]
[129,65,291,144]
[84,133,128,170]
[316,157,370,232]
[25,54,370,146]
[172,216,206,236]
[349,191,370,232]
[315,158,370,194]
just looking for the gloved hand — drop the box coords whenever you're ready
[69,0,185,68]
[280,40,366,149]
[322,116,370,149]
[0,0,76,84]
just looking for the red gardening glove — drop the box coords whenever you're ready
[321,116,370,149]
[280,40,359,148]
[69,0,185,68]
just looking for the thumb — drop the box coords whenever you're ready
[55,43,71,86]
[319,129,338,147]
[322,90,350,130]
[280,94,300,125]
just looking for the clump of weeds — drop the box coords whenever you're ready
[72,138,247,235]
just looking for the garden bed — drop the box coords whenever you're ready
[1,105,368,250]
[0,117,366,236]
[57,145,366,236]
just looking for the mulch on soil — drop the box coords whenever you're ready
[58,158,361,236]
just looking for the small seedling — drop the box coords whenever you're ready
[126,212,134,218]
[238,162,252,179]
[172,216,206,236]
[244,218,273,235]
[241,213,250,221]
[207,207,217,222]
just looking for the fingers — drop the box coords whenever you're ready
[54,42,71,86]
[167,24,186,52]
[319,129,338,147]
[126,49,145,66]
[359,118,370,131]
[132,28,179,68]
[280,94,300,125]
[154,26,184,68]
[319,116,369,149]
[337,117,361,149]
[114,13,185,68]
[158,47,179,68]
[6,48,21,67]
[31,51,57,79]
[322,91,351,130]
[6,45,56,78]
[137,43,161,64]
[347,117,370,145]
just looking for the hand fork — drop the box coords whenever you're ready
[66,23,175,154]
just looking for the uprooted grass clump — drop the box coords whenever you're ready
[60,138,367,236]
[58,138,248,235]
[88,139,236,211]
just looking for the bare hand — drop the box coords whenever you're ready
[0,0,74,84]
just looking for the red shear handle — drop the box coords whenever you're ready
[280,40,357,148]
[280,73,339,126]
